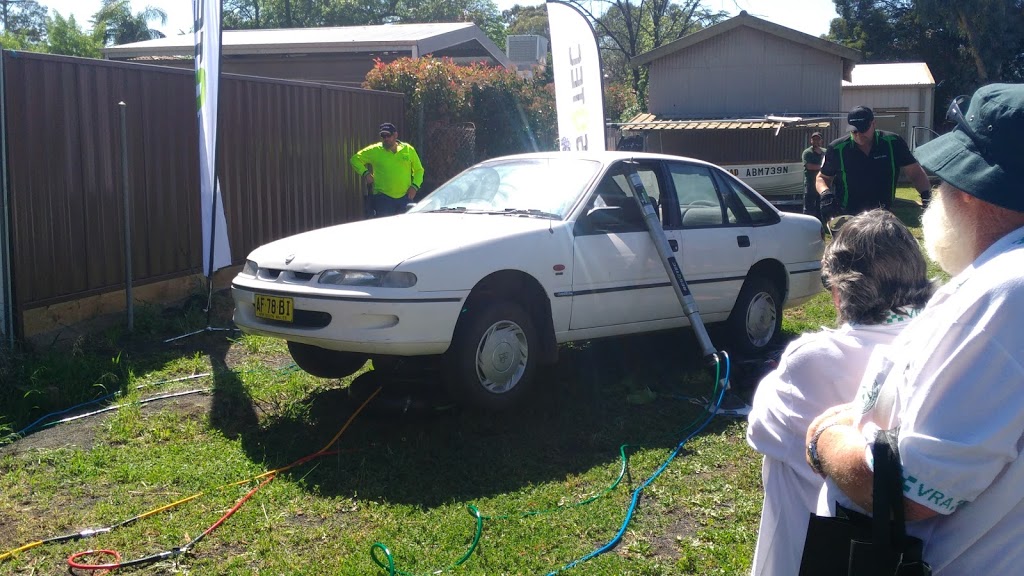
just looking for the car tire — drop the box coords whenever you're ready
[287,342,367,378]
[727,276,783,355]
[445,300,538,411]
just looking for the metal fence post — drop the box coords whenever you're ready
[118,102,133,333]
[0,48,13,346]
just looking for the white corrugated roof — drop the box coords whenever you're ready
[843,62,935,87]
[103,22,496,59]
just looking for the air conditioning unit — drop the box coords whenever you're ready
[506,35,548,66]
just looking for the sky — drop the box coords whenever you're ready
[38,0,838,39]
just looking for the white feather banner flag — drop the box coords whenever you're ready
[547,0,606,151]
[194,0,232,276]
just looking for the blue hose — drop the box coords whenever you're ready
[546,352,731,575]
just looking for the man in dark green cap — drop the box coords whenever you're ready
[804,84,1024,574]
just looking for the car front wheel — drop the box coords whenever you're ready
[445,300,538,411]
[727,276,783,355]
[287,342,368,378]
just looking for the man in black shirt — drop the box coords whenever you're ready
[816,106,932,218]
[802,132,825,223]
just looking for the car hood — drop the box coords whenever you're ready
[247,212,560,270]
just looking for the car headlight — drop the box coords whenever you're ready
[318,270,417,288]
[242,260,259,276]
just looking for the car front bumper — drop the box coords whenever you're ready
[231,282,467,356]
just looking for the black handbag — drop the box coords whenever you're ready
[798,429,931,576]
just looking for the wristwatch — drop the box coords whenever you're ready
[807,423,839,476]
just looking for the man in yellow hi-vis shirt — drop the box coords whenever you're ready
[350,122,425,218]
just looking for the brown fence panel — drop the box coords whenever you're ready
[4,52,201,310]
[1,50,403,332]
[322,86,409,223]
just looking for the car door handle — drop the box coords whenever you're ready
[737,235,750,248]
[668,239,679,252]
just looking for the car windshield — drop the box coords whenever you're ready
[408,158,602,219]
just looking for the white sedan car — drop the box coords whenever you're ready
[232,152,824,410]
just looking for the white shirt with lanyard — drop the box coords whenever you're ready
[818,225,1024,574]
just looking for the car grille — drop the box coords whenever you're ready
[258,269,318,283]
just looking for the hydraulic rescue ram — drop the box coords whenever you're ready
[622,163,718,364]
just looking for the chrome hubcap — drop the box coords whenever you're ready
[475,320,528,394]
[746,292,777,348]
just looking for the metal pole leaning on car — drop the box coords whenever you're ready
[622,163,717,362]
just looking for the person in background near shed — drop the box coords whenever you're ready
[807,83,1024,574]
[350,122,425,218]
[802,131,825,223]
[746,209,934,576]
[816,106,932,219]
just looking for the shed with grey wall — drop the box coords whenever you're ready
[841,63,936,149]
[632,12,860,120]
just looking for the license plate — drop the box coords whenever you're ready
[253,294,294,322]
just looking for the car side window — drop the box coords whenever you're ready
[576,164,661,235]
[713,169,777,225]
[667,162,725,227]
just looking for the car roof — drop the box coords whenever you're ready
[479,151,721,169]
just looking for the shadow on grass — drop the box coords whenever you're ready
[891,197,924,229]
[0,291,243,437]
[212,328,757,508]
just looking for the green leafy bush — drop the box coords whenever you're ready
[365,57,557,188]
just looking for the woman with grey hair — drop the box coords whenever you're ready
[745,209,934,576]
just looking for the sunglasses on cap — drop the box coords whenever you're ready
[947,95,987,155]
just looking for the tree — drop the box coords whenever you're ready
[502,4,549,39]
[47,12,103,58]
[827,0,1024,127]
[914,0,1024,83]
[405,0,503,47]
[92,0,167,46]
[2,0,47,43]
[224,0,264,29]
[562,0,727,108]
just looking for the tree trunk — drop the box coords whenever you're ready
[956,9,989,81]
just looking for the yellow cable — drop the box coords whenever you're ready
[1,386,382,562]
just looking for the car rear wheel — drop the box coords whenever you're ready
[287,342,368,378]
[727,276,782,355]
[445,300,537,411]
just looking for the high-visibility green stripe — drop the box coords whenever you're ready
[836,132,899,210]
[835,137,852,210]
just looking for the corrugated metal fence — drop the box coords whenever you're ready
[0,50,404,337]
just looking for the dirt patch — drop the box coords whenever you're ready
[650,509,700,561]
[0,392,215,458]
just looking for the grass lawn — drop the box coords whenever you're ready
[0,191,937,575]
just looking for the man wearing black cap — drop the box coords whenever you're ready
[805,84,1024,573]
[801,132,825,223]
[815,106,932,218]
[350,122,425,218]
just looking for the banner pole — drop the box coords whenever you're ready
[165,0,233,343]
[202,0,225,323]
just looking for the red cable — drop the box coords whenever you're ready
[194,474,276,543]
[67,549,121,574]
